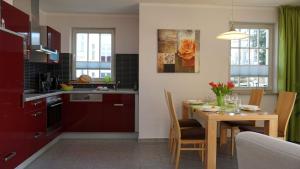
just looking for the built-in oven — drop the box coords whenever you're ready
[46,96,63,133]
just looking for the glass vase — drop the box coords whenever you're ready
[216,95,225,107]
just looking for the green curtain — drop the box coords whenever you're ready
[278,6,300,142]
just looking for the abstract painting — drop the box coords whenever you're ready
[157,29,200,73]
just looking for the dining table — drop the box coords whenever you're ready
[182,101,278,169]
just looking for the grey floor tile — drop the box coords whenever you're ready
[25,139,238,169]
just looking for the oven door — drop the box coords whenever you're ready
[47,101,63,132]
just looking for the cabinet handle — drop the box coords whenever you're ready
[33,101,43,106]
[4,152,16,162]
[32,111,42,117]
[50,102,63,107]
[34,132,42,139]
[21,94,24,108]
[113,104,124,107]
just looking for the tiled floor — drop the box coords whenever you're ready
[25,139,238,169]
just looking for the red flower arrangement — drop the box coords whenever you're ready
[209,81,235,96]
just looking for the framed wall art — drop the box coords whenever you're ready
[157,29,200,73]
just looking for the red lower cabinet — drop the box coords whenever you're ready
[62,96,104,132]
[101,94,135,132]
[62,94,135,132]
[0,109,26,169]
[23,99,47,158]
[0,93,135,168]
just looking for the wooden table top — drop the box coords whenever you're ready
[185,102,278,121]
[194,109,278,121]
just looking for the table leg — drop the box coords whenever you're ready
[182,103,189,119]
[205,119,217,169]
[264,119,278,137]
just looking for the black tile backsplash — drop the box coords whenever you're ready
[25,53,138,90]
[116,54,138,89]
[24,53,72,90]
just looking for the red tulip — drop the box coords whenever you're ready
[209,82,218,88]
[227,81,235,89]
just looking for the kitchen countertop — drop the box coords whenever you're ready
[24,88,138,102]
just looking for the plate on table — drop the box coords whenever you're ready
[186,99,204,105]
[240,105,260,111]
[199,105,220,112]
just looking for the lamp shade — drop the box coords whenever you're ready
[217,29,249,40]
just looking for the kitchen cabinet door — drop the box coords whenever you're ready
[47,26,61,52]
[1,1,30,58]
[62,94,135,132]
[0,28,25,169]
[101,94,135,132]
[23,108,47,156]
[63,101,103,132]
[0,109,26,169]
[1,1,30,33]
[23,99,47,158]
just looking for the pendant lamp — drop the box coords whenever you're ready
[217,0,249,40]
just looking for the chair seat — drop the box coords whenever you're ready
[239,126,265,134]
[181,127,205,140]
[178,119,202,128]
[224,121,255,127]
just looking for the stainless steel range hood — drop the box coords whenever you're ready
[14,0,57,62]
[30,0,57,55]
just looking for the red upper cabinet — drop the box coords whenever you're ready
[46,26,61,64]
[47,26,61,52]
[1,1,30,59]
[0,30,24,104]
[1,1,30,33]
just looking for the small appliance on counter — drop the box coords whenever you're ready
[37,72,61,93]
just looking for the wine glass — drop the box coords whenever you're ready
[224,95,231,105]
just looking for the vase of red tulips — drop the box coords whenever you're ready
[209,81,235,106]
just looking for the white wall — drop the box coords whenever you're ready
[3,0,13,5]
[42,13,139,54]
[139,3,278,139]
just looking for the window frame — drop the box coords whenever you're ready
[229,22,275,93]
[72,28,115,81]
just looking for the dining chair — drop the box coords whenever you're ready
[219,88,264,155]
[166,90,206,169]
[239,91,297,140]
[164,89,202,152]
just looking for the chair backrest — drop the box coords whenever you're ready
[275,91,297,138]
[166,90,181,139]
[164,89,173,123]
[248,89,264,107]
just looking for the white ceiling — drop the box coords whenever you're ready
[40,0,300,14]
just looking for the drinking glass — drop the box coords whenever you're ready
[234,98,242,113]
[224,95,231,105]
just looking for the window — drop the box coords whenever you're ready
[73,29,114,80]
[230,23,274,90]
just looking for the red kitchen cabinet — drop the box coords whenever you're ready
[0,110,26,169]
[62,95,104,132]
[46,26,61,64]
[0,29,25,169]
[23,99,47,157]
[47,26,61,52]
[1,1,30,58]
[101,94,135,132]
[1,1,30,33]
[62,94,135,132]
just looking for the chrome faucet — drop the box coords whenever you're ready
[113,81,121,90]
